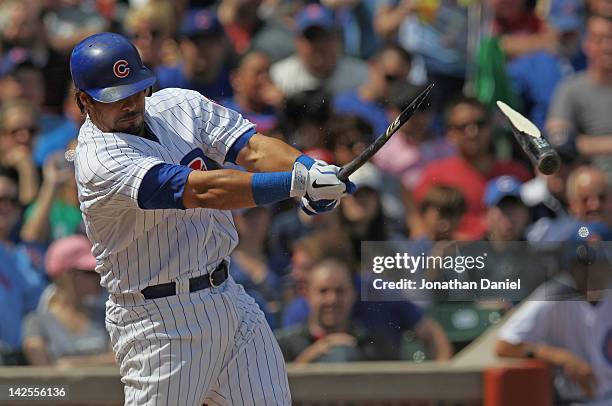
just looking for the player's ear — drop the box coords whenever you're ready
[74,90,86,115]
[146,87,153,97]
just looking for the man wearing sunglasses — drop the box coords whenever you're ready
[412,96,531,239]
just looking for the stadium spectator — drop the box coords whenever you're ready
[223,50,283,135]
[415,185,467,242]
[496,224,612,403]
[280,230,354,328]
[278,258,452,362]
[412,96,531,240]
[0,99,41,205]
[528,165,611,242]
[484,176,531,241]
[32,84,83,168]
[589,0,612,17]
[123,1,177,70]
[373,82,455,190]
[42,0,108,54]
[22,235,113,367]
[21,140,81,244]
[325,115,371,166]
[487,0,558,59]
[280,88,333,150]
[156,8,235,101]
[0,1,48,68]
[276,258,394,362]
[270,4,368,97]
[219,0,264,54]
[546,14,612,178]
[320,0,380,59]
[340,163,394,257]
[333,43,412,137]
[374,0,469,114]
[0,166,46,364]
[506,0,587,130]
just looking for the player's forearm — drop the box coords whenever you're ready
[576,134,612,156]
[236,134,301,172]
[495,340,567,366]
[183,169,256,209]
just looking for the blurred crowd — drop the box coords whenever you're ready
[0,0,611,403]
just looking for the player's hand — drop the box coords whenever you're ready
[300,197,338,216]
[306,161,356,202]
[559,350,596,398]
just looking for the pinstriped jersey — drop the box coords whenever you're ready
[74,88,254,294]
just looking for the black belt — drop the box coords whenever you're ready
[141,261,228,300]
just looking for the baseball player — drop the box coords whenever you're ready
[69,32,355,406]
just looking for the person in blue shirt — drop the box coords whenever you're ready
[334,43,412,138]
[0,167,47,361]
[155,8,235,101]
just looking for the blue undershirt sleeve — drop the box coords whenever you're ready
[138,163,193,210]
[225,127,256,164]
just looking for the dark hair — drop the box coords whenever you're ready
[0,165,19,186]
[281,88,332,132]
[442,95,488,126]
[370,42,412,66]
[324,114,373,150]
[419,185,467,218]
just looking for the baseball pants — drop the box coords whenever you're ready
[105,277,291,406]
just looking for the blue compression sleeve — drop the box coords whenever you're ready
[251,172,292,205]
[225,127,256,164]
[138,163,193,210]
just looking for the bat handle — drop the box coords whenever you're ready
[337,160,360,182]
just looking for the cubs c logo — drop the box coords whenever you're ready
[187,157,206,171]
[113,60,130,78]
[181,148,213,172]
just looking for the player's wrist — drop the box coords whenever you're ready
[295,154,316,169]
[250,161,308,205]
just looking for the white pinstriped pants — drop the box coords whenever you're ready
[105,277,291,406]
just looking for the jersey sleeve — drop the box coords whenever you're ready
[188,90,256,165]
[76,134,164,212]
[497,300,553,345]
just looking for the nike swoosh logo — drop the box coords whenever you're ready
[312,180,337,188]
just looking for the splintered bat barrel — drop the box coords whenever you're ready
[496,101,561,175]
[337,83,434,182]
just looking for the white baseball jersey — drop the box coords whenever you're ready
[499,293,612,402]
[75,87,291,405]
[75,88,250,295]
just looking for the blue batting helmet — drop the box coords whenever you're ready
[70,32,156,103]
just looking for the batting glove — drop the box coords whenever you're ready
[300,197,339,216]
[306,161,356,202]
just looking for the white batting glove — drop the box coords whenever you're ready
[306,161,355,201]
[289,160,309,198]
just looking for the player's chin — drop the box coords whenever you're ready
[117,119,144,135]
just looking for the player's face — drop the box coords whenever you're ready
[307,265,355,331]
[83,90,147,135]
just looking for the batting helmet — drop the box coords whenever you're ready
[70,32,156,103]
